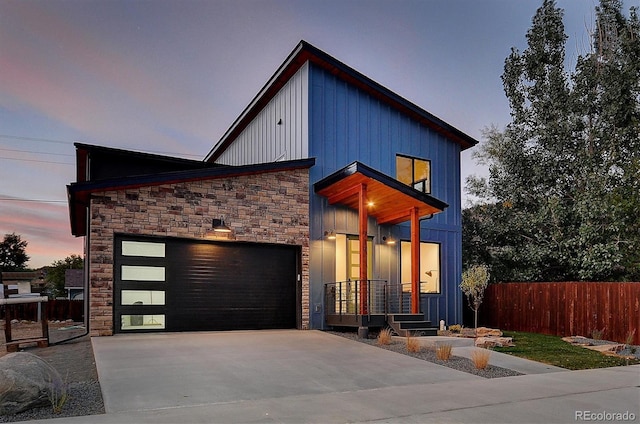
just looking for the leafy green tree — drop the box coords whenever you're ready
[45,255,83,299]
[465,0,640,282]
[0,233,30,271]
[571,0,640,279]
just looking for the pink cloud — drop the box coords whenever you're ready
[0,2,218,153]
[0,197,82,268]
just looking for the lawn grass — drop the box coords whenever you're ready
[494,331,640,370]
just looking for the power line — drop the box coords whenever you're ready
[0,157,74,165]
[0,147,74,157]
[0,198,67,203]
[0,134,204,159]
[0,134,73,145]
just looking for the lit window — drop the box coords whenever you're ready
[396,154,431,194]
[400,241,440,294]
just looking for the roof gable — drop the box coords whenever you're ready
[205,40,478,162]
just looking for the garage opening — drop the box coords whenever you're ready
[114,235,301,333]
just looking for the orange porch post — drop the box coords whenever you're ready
[359,184,368,315]
[410,207,420,314]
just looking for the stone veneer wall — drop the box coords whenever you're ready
[88,168,310,336]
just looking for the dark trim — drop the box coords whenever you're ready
[205,40,479,162]
[69,157,315,194]
[313,161,448,212]
[75,142,212,168]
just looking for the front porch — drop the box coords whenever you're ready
[315,162,448,336]
[324,280,438,336]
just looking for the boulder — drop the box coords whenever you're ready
[460,328,477,338]
[475,336,514,348]
[476,327,503,337]
[0,352,66,415]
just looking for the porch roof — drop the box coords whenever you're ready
[313,162,448,225]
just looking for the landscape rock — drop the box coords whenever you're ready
[0,352,66,415]
[563,336,592,345]
[460,328,477,337]
[475,336,514,348]
[476,327,503,337]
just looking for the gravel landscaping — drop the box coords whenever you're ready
[1,323,105,423]
[328,331,524,378]
[0,381,104,423]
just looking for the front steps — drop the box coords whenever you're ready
[386,314,438,337]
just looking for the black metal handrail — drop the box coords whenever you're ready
[324,279,389,317]
[324,280,426,318]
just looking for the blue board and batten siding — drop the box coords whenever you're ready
[307,63,463,329]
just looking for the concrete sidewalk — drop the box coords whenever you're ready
[26,330,639,424]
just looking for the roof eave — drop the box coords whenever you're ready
[314,161,448,225]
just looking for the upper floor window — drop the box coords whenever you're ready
[396,154,431,194]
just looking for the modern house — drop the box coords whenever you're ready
[67,41,477,336]
[65,269,84,300]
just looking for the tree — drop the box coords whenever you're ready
[0,233,30,271]
[465,0,640,282]
[571,0,640,280]
[460,265,490,330]
[45,255,83,299]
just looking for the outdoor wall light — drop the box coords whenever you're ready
[324,230,336,240]
[212,218,232,233]
[382,236,396,245]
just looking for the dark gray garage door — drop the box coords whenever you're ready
[113,235,300,333]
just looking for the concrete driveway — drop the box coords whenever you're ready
[90,330,479,414]
[34,329,640,423]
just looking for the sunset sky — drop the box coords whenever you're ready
[0,0,604,268]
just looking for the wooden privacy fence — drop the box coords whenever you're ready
[480,282,640,345]
[0,299,84,322]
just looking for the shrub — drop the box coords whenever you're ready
[406,334,421,353]
[435,343,453,361]
[377,328,393,346]
[48,373,68,414]
[449,324,462,333]
[591,328,605,340]
[471,349,491,370]
[625,329,636,346]
[625,329,637,354]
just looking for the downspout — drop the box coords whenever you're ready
[50,203,90,345]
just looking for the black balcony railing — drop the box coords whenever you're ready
[324,280,420,318]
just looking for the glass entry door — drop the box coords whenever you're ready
[334,234,373,313]
[347,235,373,281]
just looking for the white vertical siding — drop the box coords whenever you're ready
[216,62,309,165]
